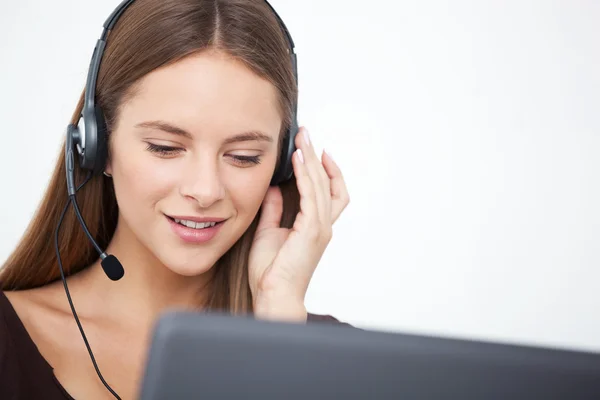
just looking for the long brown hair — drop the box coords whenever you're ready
[0,0,300,315]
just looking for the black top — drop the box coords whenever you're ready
[0,290,348,400]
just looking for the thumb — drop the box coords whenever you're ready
[256,186,284,233]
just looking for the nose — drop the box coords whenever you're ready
[179,155,226,208]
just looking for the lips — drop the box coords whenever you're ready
[165,215,226,244]
[167,214,227,223]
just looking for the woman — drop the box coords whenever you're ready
[0,0,350,399]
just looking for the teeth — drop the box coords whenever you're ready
[173,218,217,229]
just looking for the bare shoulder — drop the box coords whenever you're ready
[4,282,70,322]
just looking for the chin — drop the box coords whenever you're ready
[159,254,220,277]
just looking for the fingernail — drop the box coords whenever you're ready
[303,128,310,145]
[324,149,333,162]
[297,149,304,163]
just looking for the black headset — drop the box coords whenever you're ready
[59,1,298,399]
[67,0,298,184]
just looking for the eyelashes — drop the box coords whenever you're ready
[145,143,262,166]
[228,154,261,166]
[146,143,180,156]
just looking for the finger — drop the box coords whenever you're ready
[295,128,331,226]
[321,149,350,223]
[256,186,284,233]
[291,147,319,234]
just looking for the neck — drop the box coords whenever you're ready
[71,220,214,331]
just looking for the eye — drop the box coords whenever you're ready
[227,154,262,167]
[145,143,183,157]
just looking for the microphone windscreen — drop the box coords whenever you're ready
[101,254,125,281]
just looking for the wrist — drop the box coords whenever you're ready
[253,291,307,323]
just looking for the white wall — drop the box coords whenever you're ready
[1,0,599,353]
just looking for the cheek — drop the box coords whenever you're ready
[112,148,174,217]
[226,164,273,216]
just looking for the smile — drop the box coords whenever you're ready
[165,215,227,244]
[172,218,219,230]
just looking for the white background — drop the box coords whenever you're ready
[1,0,599,353]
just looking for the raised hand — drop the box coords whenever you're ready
[248,127,350,322]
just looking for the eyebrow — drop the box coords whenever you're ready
[134,120,274,144]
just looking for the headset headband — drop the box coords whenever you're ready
[85,0,297,113]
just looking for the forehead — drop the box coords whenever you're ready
[119,50,283,138]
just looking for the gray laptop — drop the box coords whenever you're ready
[139,311,600,399]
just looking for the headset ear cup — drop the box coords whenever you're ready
[94,105,109,176]
[270,119,299,186]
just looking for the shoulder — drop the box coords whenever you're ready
[0,291,9,360]
[0,290,38,366]
[0,289,72,399]
[0,290,19,356]
[0,288,65,368]
[0,290,23,397]
[306,312,353,327]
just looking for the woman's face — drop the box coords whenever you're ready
[105,50,282,276]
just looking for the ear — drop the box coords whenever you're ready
[104,153,113,176]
